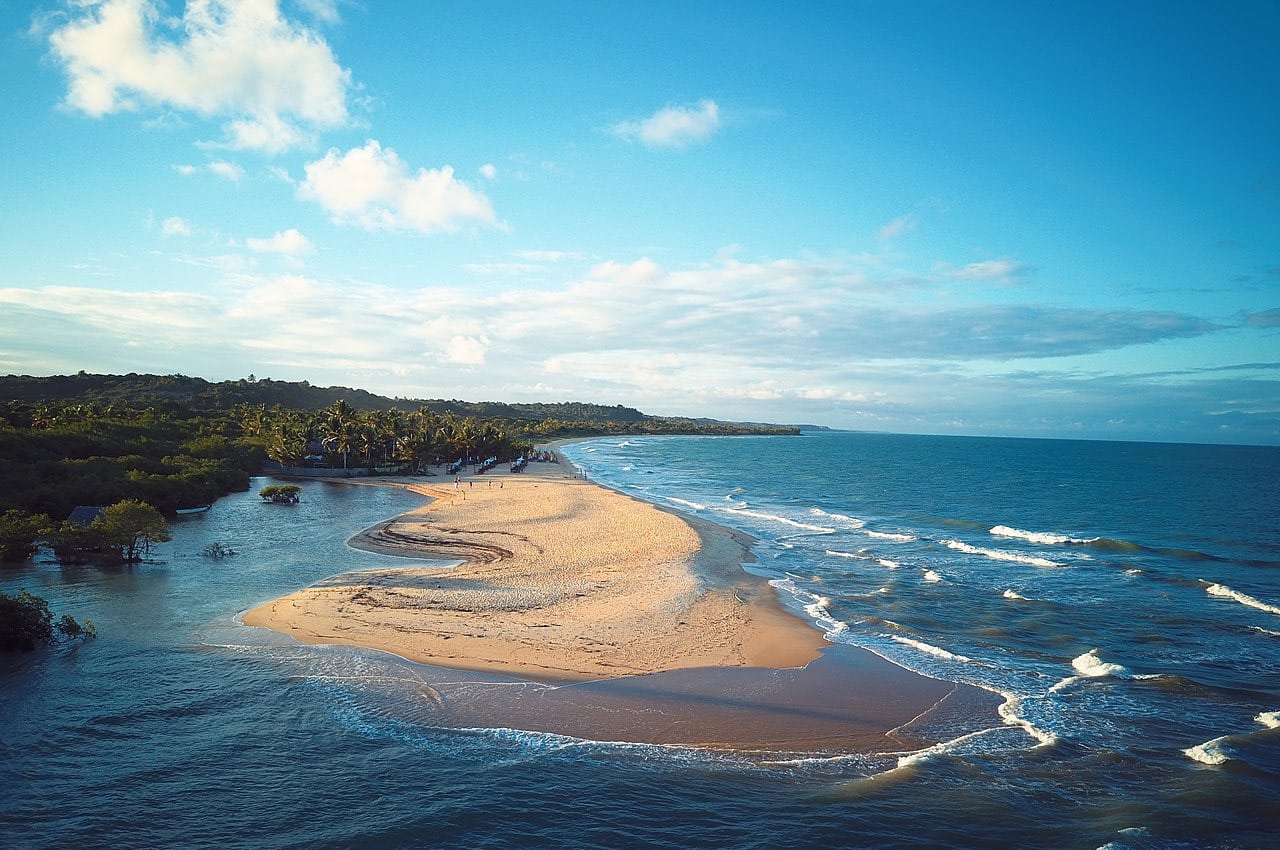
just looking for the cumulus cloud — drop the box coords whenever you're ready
[245,228,314,255]
[612,99,721,148]
[442,335,489,365]
[46,0,351,153]
[479,163,497,180]
[298,140,498,233]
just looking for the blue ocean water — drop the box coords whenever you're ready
[3,432,1278,849]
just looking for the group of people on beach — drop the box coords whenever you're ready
[454,475,502,491]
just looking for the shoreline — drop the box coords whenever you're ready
[243,454,1001,751]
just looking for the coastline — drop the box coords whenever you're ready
[243,454,1001,751]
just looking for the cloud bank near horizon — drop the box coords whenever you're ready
[1,248,1272,442]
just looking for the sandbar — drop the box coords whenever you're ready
[243,459,1001,752]
[244,461,827,681]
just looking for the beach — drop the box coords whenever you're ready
[243,459,995,751]
[7,433,1274,848]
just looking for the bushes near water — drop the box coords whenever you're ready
[0,588,96,651]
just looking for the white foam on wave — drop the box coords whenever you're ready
[1257,710,1280,729]
[1204,582,1280,616]
[725,506,835,534]
[1251,625,1280,638]
[877,559,901,570]
[810,508,865,528]
[989,525,1097,546]
[922,569,943,583]
[1095,829,1153,850]
[891,635,972,664]
[864,530,917,542]
[665,496,706,511]
[1002,589,1028,601]
[825,549,866,560]
[1050,650,1130,693]
[997,694,1059,747]
[942,539,1062,568]
[1184,736,1232,765]
[1071,649,1130,679]
[773,578,850,638]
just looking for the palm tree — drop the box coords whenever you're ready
[323,400,359,469]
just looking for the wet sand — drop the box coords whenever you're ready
[243,461,1001,752]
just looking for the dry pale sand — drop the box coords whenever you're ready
[243,461,828,682]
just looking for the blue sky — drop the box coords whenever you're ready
[1,0,1277,444]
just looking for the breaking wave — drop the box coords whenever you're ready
[989,525,1097,546]
[1184,736,1232,765]
[1204,582,1280,616]
[942,539,1062,568]
[864,530,917,542]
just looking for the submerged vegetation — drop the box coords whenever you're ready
[0,588,95,651]
[259,484,301,504]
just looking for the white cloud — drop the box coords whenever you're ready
[47,0,352,153]
[207,161,244,181]
[161,216,191,237]
[246,228,314,255]
[0,250,1246,442]
[299,140,498,233]
[612,99,722,148]
[175,160,244,181]
[479,163,497,180]
[878,213,918,242]
[513,249,583,262]
[947,259,1029,282]
[587,257,664,286]
[295,0,341,24]
[442,335,489,365]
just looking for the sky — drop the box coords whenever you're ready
[1,0,1277,444]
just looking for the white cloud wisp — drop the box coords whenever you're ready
[613,100,722,148]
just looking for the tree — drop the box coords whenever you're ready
[0,588,95,651]
[259,484,301,504]
[0,509,52,561]
[45,519,105,564]
[94,499,171,562]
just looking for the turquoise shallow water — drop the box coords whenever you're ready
[3,433,1279,848]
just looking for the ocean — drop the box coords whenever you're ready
[2,431,1278,849]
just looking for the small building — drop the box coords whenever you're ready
[67,506,106,527]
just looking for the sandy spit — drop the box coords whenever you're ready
[242,462,828,683]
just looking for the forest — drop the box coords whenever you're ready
[0,372,799,566]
